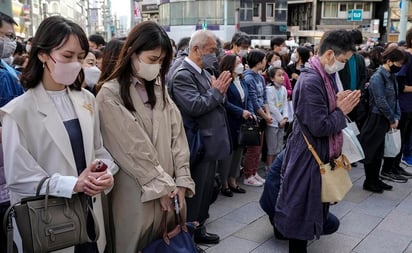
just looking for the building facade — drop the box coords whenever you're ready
[156,0,287,43]
[287,0,412,44]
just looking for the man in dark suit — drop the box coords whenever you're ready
[169,30,232,245]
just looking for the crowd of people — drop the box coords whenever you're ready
[1,10,412,253]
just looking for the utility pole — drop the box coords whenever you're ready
[398,0,410,41]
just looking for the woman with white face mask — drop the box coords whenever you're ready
[274,30,360,253]
[1,16,117,253]
[96,21,195,252]
[218,54,253,197]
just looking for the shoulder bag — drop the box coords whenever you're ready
[3,177,99,253]
[296,115,353,203]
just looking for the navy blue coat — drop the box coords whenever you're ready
[224,78,253,148]
[274,67,347,240]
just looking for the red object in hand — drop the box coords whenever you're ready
[94,160,108,172]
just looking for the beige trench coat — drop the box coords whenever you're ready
[96,80,195,252]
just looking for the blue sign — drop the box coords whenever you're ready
[347,9,363,21]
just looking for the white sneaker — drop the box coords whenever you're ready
[244,176,263,187]
[254,173,266,184]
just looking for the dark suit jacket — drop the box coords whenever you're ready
[224,78,253,148]
[168,60,232,161]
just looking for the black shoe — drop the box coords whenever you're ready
[194,232,220,244]
[228,184,246,193]
[395,167,412,179]
[380,171,408,183]
[363,181,384,193]
[377,180,393,191]
[351,162,358,167]
[221,187,233,197]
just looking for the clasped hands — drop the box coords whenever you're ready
[336,90,361,115]
[211,70,232,94]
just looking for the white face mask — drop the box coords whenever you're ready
[234,63,244,74]
[238,49,248,58]
[134,57,160,81]
[25,44,31,53]
[279,47,288,56]
[325,54,346,74]
[84,65,101,88]
[290,53,299,63]
[272,60,282,68]
[364,58,371,67]
[0,37,17,59]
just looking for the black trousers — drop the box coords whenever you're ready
[360,113,389,183]
[186,160,217,224]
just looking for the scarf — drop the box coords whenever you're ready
[308,56,343,159]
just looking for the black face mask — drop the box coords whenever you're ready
[390,64,402,74]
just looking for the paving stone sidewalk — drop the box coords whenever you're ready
[201,163,412,253]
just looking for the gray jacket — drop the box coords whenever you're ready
[168,60,231,161]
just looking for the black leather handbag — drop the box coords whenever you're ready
[3,177,99,253]
[238,118,261,146]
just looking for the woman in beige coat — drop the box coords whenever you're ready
[96,21,195,252]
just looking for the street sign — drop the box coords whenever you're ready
[347,9,363,22]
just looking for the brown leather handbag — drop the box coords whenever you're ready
[3,177,100,253]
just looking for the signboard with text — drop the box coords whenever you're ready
[347,9,363,22]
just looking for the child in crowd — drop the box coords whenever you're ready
[265,66,289,167]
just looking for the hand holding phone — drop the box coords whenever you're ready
[94,160,107,172]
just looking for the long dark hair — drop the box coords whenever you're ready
[95,38,125,93]
[21,16,89,90]
[104,21,173,111]
[219,54,237,77]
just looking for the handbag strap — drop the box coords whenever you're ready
[295,114,324,166]
[36,176,49,196]
[3,204,14,253]
[160,210,188,245]
[3,176,50,253]
[301,133,324,166]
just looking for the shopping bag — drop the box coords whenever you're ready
[346,117,360,136]
[384,128,401,157]
[342,127,365,163]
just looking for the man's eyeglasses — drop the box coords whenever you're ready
[0,31,16,41]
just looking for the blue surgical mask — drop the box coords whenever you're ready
[202,53,217,69]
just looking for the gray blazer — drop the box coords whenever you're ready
[169,60,232,161]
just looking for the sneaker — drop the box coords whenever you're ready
[401,156,412,167]
[244,176,263,187]
[380,171,408,183]
[395,167,412,179]
[254,173,266,184]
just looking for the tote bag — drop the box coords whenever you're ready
[342,127,365,163]
[384,128,401,158]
